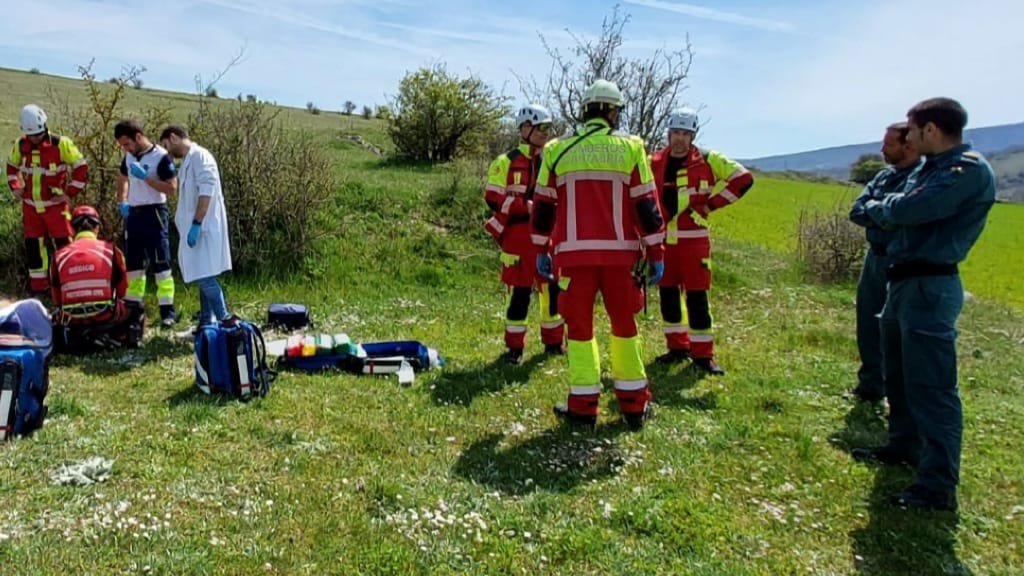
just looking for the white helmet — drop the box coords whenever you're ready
[516,104,553,127]
[20,104,48,136]
[581,79,624,108]
[668,107,699,133]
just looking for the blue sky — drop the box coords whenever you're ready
[2,0,1021,158]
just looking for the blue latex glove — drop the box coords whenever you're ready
[128,162,148,180]
[536,253,554,281]
[118,202,130,218]
[187,222,202,248]
[647,260,665,286]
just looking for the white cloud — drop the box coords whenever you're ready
[195,0,437,56]
[761,0,1024,146]
[623,0,795,32]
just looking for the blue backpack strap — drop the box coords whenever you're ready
[245,321,274,397]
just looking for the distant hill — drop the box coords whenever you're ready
[989,147,1024,203]
[742,122,1024,202]
[743,122,1024,174]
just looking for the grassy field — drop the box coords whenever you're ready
[713,176,1024,311]
[1,67,1022,575]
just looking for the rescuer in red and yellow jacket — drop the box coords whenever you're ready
[6,104,89,293]
[531,80,666,430]
[484,104,565,364]
[650,108,754,375]
[50,205,144,352]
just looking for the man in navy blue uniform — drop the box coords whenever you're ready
[849,123,921,402]
[855,98,995,511]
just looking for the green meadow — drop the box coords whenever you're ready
[0,67,1021,575]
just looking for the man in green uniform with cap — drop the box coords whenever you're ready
[854,97,995,512]
[849,122,921,402]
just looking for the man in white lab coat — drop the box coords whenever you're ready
[159,125,233,326]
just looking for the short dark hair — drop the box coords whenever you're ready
[114,119,145,140]
[159,124,189,141]
[582,103,617,123]
[907,98,967,139]
[887,121,910,143]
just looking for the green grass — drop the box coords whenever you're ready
[715,175,1024,310]
[1,66,1022,575]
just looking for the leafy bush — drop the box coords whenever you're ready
[306,101,321,115]
[795,209,865,283]
[386,64,508,162]
[850,154,885,184]
[361,105,373,120]
[48,62,169,229]
[343,101,356,115]
[189,98,338,277]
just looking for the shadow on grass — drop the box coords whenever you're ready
[647,360,715,410]
[836,400,972,575]
[429,353,549,407]
[851,465,970,575]
[49,332,192,376]
[452,423,631,495]
[830,399,887,453]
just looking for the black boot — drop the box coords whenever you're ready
[655,348,691,364]
[553,405,597,428]
[851,446,917,466]
[889,484,958,512]
[502,348,524,365]
[544,343,567,355]
[850,384,885,403]
[693,357,725,375]
[622,404,651,431]
[159,305,179,328]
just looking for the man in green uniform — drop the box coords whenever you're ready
[848,123,921,402]
[855,98,995,511]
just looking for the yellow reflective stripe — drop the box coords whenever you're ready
[499,252,520,266]
[609,334,646,382]
[538,283,562,324]
[567,338,600,386]
[30,151,42,204]
[666,217,678,245]
[558,277,570,290]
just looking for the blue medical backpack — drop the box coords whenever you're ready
[194,320,272,399]
[0,347,49,440]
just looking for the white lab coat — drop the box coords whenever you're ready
[174,144,232,284]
